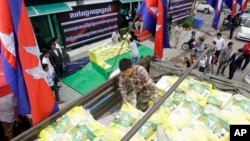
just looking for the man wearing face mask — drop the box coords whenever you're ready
[118,58,158,112]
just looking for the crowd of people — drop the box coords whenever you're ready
[39,38,65,103]
[181,31,250,80]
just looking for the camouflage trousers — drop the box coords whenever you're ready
[136,91,150,112]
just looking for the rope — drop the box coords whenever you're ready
[108,30,131,78]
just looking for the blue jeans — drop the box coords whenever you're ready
[131,57,138,64]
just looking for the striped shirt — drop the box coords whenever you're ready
[218,47,232,63]
[119,65,158,103]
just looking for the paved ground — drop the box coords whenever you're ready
[58,13,250,110]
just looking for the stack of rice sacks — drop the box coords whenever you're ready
[88,42,130,70]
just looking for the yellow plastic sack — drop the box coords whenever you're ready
[39,114,75,141]
[160,99,182,117]
[65,122,106,141]
[221,94,250,124]
[207,89,233,109]
[155,76,172,96]
[66,106,92,124]
[169,90,186,102]
[106,103,143,140]
[39,125,58,141]
[187,80,212,106]
[166,97,204,130]
[129,121,158,141]
[166,75,190,91]
[132,109,167,141]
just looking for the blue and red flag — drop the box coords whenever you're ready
[237,0,248,13]
[0,0,58,125]
[207,0,224,30]
[225,0,237,18]
[138,0,170,60]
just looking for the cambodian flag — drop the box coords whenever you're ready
[138,0,170,60]
[0,0,58,125]
[237,0,248,13]
[225,0,237,18]
[207,0,223,30]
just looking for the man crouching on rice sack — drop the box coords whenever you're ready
[118,58,158,112]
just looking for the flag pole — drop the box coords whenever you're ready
[108,29,131,78]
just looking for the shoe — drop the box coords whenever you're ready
[221,73,225,76]
[57,85,62,88]
[57,100,64,104]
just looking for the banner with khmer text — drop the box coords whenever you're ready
[57,2,118,48]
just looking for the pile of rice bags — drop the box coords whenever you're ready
[39,107,106,141]
[154,75,249,141]
[39,75,250,141]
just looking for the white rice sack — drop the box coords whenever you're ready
[166,97,204,130]
[187,80,213,106]
[221,94,250,124]
[207,89,233,109]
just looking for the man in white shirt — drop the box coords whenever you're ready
[41,49,55,75]
[42,64,63,104]
[0,93,17,140]
[129,38,139,64]
[173,23,183,48]
[213,32,225,64]
[111,29,122,44]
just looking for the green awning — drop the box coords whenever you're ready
[120,0,142,3]
[26,7,37,17]
[26,3,72,17]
